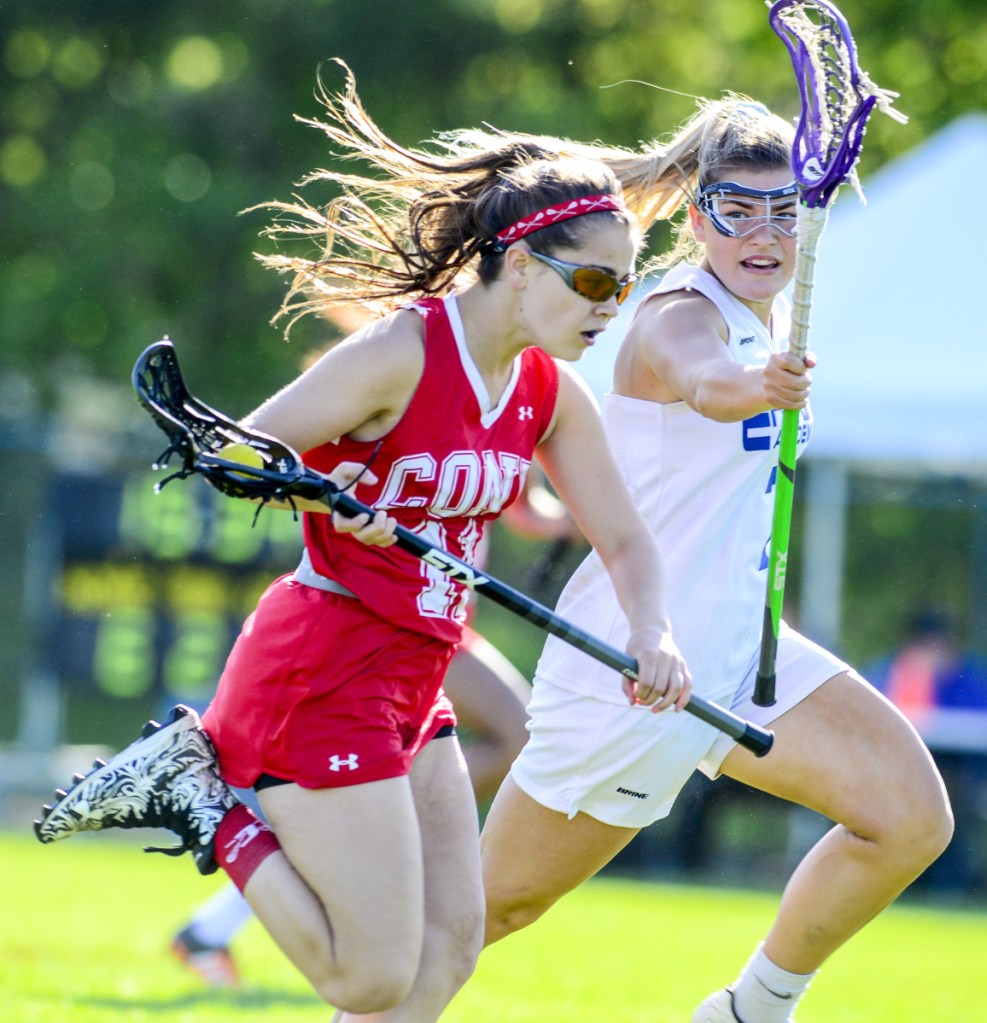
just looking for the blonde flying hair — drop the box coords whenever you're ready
[252,62,795,332]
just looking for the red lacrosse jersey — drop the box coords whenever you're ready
[302,295,560,643]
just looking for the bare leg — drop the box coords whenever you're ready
[248,775,425,1013]
[480,776,638,945]
[332,736,485,1022]
[721,672,953,974]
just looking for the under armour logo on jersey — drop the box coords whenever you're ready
[223,820,273,862]
[329,753,360,772]
[518,406,534,421]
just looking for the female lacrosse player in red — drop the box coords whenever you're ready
[35,65,690,1021]
[476,98,952,1023]
[168,479,571,989]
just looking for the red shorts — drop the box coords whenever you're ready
[203,574,457,790]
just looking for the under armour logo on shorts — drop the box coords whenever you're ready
[329,753,360,772]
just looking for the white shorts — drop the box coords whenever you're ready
[511,624,849,829]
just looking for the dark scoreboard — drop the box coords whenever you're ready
[52,468,301,701]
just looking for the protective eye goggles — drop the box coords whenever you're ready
[527,249,637,305]
[696,181,800,238]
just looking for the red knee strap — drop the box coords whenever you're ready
[214,804,282,892]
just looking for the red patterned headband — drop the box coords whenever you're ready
[493,194,626,248]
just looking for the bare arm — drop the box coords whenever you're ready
[500,466,581,543]
[627,292,813,422]
[234,310,424,536]
[536,365,690,711]
[245,309,425,450]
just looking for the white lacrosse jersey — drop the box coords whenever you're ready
[535,263,812,705]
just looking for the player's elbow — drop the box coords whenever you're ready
[690,365,767,423]
[691,392,742,422]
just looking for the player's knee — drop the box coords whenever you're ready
[434,906,485,992]
[907,790,954,867]
[483,888,551,946]
[315,960,416,1014]
[896,775,954,864]
[853,777,954,872]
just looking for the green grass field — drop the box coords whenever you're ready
[2,829,984,1022]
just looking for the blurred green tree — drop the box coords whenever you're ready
[1,1,984,744]
[1,0,983,411]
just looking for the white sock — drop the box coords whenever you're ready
[187,883,254,948]
[731,944,815,1023]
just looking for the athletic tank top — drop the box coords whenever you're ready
[302,294,559,644]
[536,264,811,704]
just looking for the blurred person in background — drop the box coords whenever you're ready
[867,608,987,723]
[867,608,987,896]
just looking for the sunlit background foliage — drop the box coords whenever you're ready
[1,1,985,742]
[2,0,984,412]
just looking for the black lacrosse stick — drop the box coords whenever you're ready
[133,339,329,505]
[132,338,774,756]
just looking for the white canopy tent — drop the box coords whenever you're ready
[785,114,987,657]
[576,113,987,464]
[804,112,987,466]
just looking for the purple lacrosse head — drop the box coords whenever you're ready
[769,0,879,208]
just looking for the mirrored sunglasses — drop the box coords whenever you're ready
[696,180,800,238]
[528,250,637,305]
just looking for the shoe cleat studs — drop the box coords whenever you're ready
[33,703,236,874]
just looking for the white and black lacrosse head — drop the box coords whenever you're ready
[132,339,327,501]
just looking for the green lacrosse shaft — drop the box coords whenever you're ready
[753,204,827,707]
[755,407,800,705]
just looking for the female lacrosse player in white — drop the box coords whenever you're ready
[478,98,952,1023]
[35,66,691,1022]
